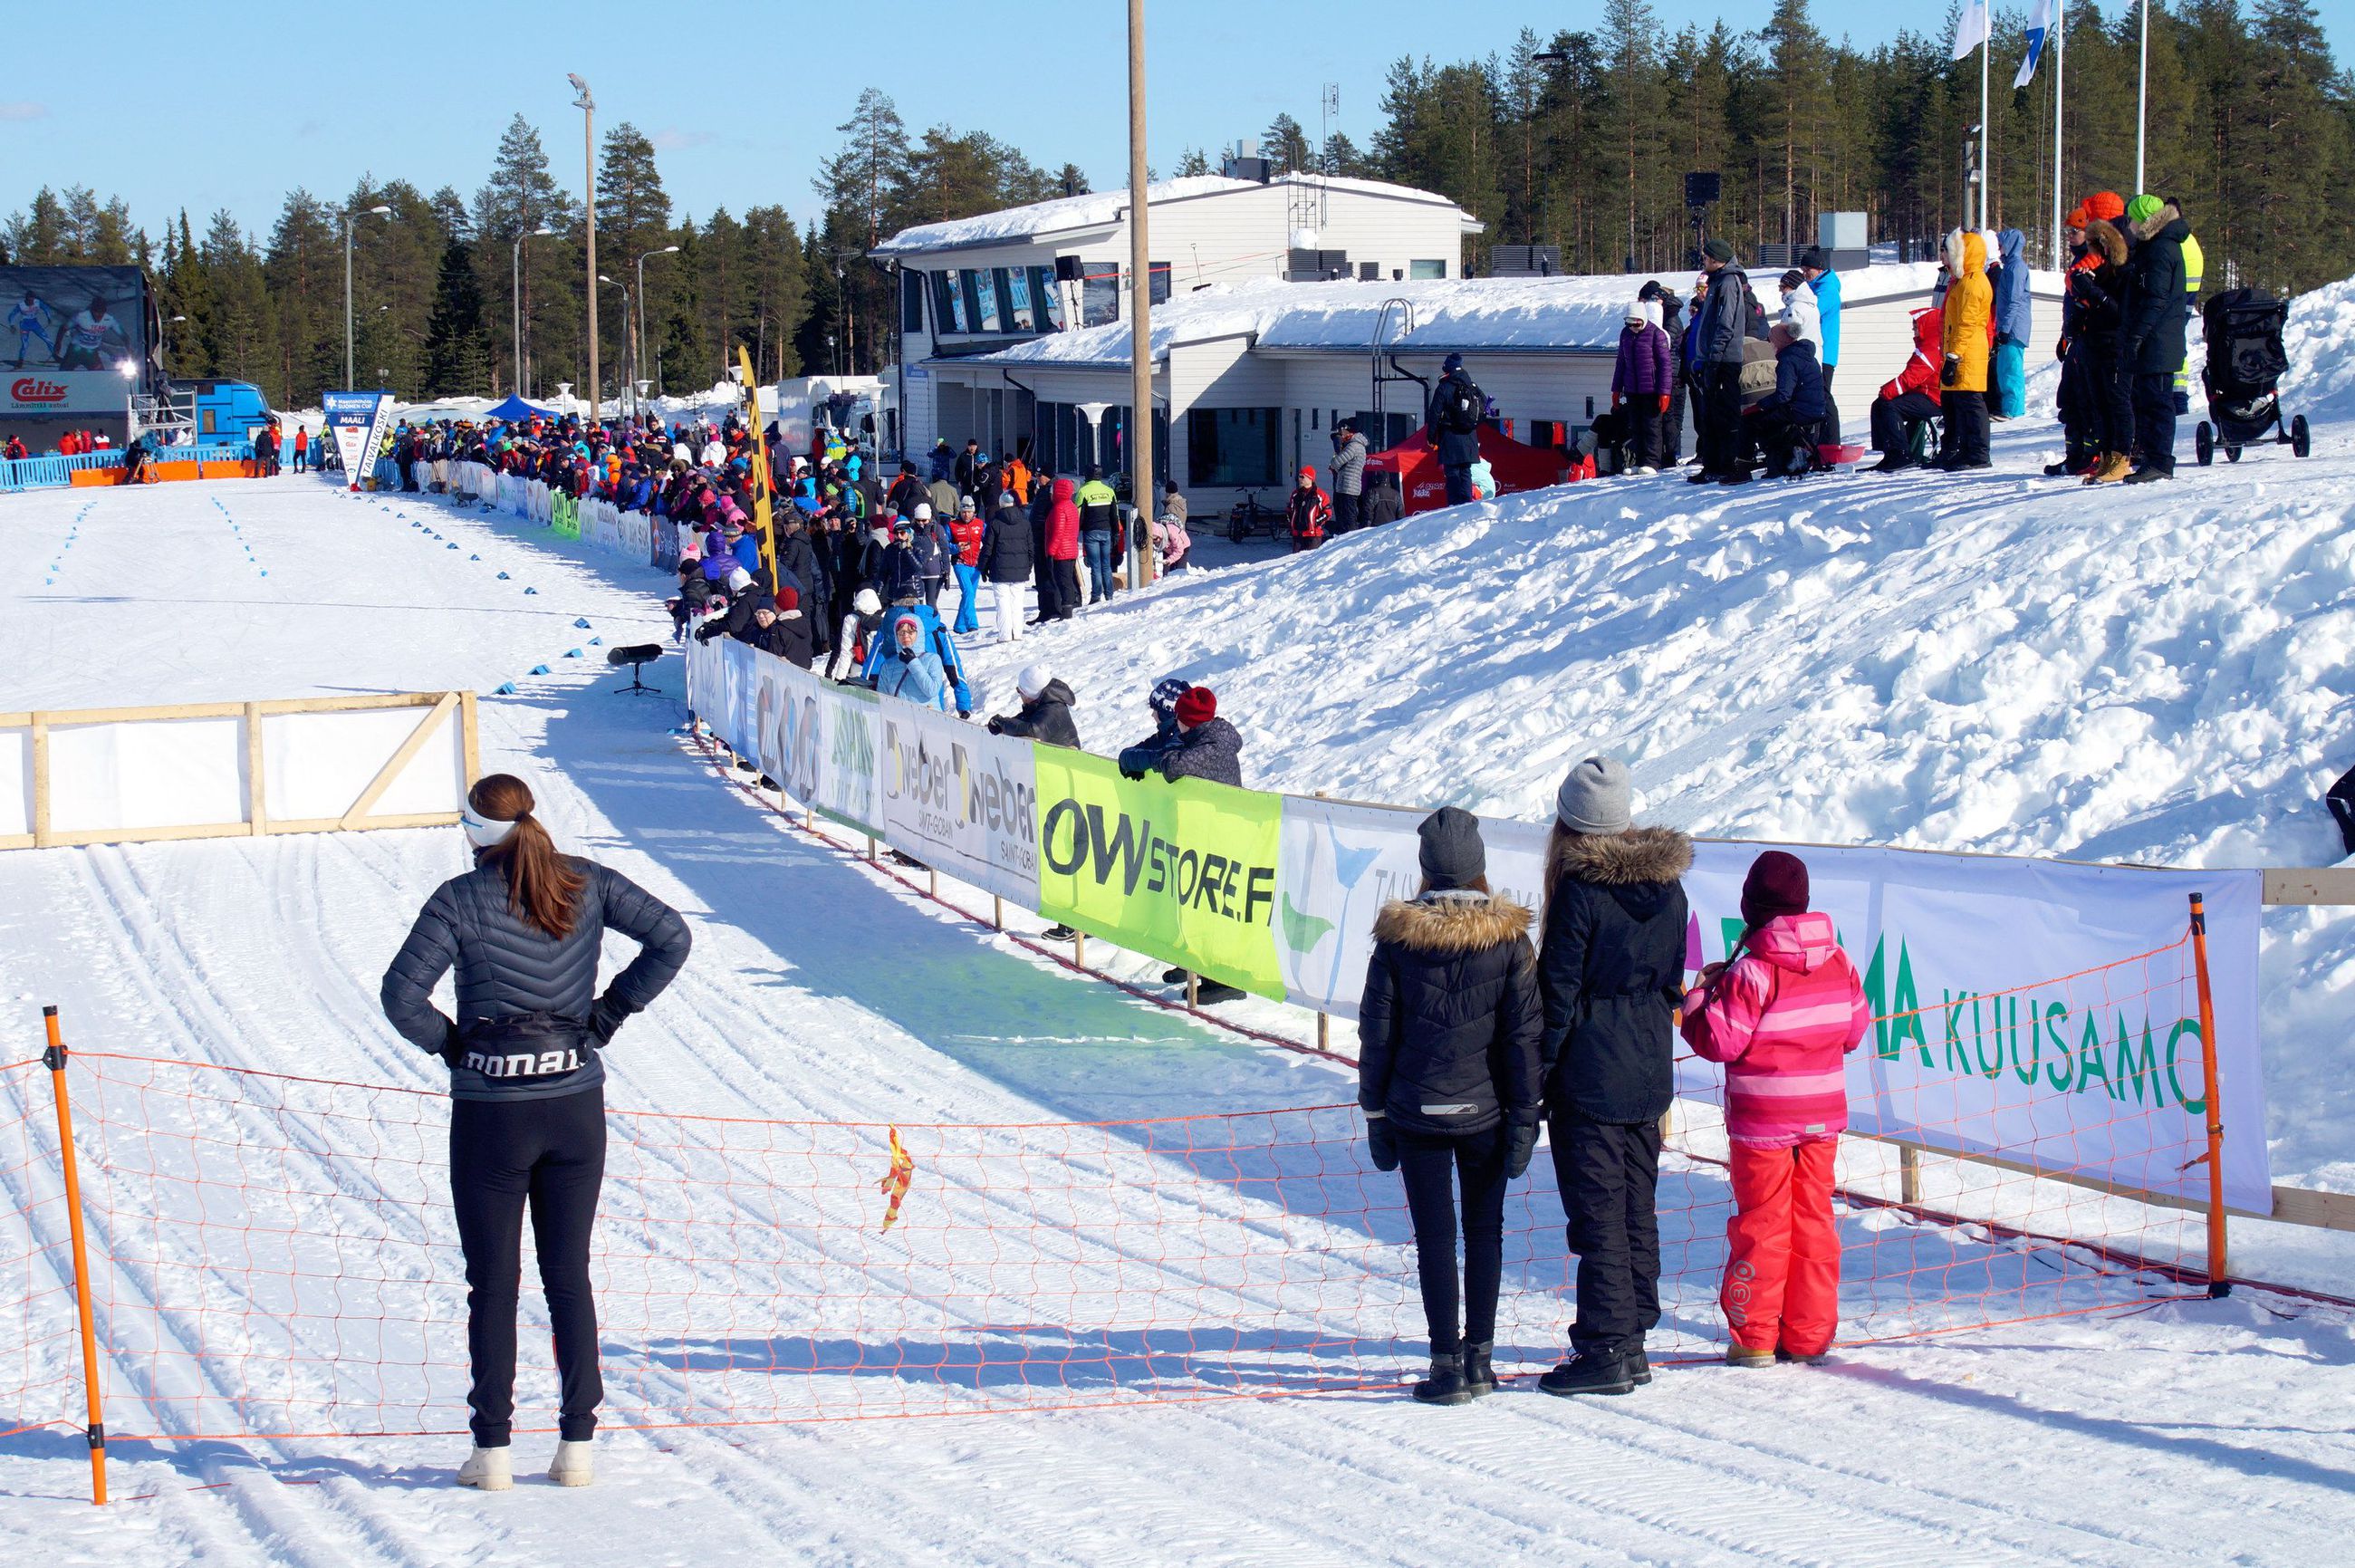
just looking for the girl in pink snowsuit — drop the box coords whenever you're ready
[1681,851,1871,1364]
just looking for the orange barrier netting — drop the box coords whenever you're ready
[0,927,2236,1450]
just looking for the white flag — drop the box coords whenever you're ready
[2014,0,2055,88]
[1951,0,1993,61]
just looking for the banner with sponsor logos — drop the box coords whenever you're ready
[3,370,133,417]
[681,633,2268,1210]
[322,390,392,491]
[1030,748,1286,1000]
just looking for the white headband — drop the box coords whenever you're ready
[462,804,518,848]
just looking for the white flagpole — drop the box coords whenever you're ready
[2136,0,2148,193]
[2052,0,2066,265]
[1980,26,1991,231]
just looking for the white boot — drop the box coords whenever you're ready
[548,1438,595,1487]
[457,1446,513,1491]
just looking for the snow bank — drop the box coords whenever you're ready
[963,275,2355,1189]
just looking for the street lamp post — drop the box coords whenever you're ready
[637,245,679,403]
[513,225,557,398]
[598,274,630,420]
[570,73,599,423]
[341,204,394,389]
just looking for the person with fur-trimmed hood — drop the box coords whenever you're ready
[1533,756,1692,1399]
[2119,194,2193,483]
[1359,807,1544,1405]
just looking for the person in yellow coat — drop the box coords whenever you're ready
[1937,228,1994,469]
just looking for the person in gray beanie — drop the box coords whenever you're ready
[1359,806,1543,1406]
[1533,755,1692,1399]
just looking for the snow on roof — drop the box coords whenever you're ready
[872,172,1475,256]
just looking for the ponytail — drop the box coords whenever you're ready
[467,774,586,939]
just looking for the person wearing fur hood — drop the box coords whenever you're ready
[1359,807,1543,1406]
[1533,756,1692,1399]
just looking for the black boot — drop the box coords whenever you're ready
[1461,1342,1495,1398]
[1626,1345,1651,1386]
[1413,1352,1475,1406]
[1536,1348,1634,1398]
[1162,967,1188,985]
[1191,979,1246,1005]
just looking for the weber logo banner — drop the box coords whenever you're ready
[878,707,1038,905]
[322,390,391,489]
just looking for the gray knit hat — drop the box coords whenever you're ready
[1555,756,1633,835]
[1417,806,1486,891]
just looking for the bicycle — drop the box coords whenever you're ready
[1226,488,1281,543]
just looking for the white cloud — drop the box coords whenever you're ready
[649,128,714,152]
[0,102,49,122]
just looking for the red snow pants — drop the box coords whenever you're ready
[1722,1137,1841,1356]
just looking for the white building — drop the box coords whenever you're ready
[875,180,2061,508]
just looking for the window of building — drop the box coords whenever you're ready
[960,271,991,332]
[933,270,967,332]
[1187,407,1282,487]
[901,271,926,334]
[1149,263,1171,305]
[1031,266,1064,331]
[1006,267,1035,332]
[1080,263,1121,327]
[1408,258,1447,280]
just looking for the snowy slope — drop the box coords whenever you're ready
[956,293,2355,1204]
[3,440,2354,1557]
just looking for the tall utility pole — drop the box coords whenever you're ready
[2052,2,2066,268]
[1127,0,1154,587]
[513,225,555,397]
[2135,0,2148,193]
[341,205,392,390]
[637,245,678,404]
[571,73,599,421]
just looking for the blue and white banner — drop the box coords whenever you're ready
[322,390,391,491]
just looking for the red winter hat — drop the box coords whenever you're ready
[1739,850,1810,930]
[2082,191,2126,224]
[1175,687,1217,726]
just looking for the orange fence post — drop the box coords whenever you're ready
[43,1006,109,1505]
[2188,894,2231,1298]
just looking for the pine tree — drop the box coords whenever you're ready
[2239,0,2355,290]
[1263,113,1312,173]
[1175,147,1211,177]
[424,237,491,396]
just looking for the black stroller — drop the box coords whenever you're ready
[2195,289,2311,464]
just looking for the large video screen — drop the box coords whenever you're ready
[0,265,148,374]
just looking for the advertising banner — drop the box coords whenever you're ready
[875,703,1039,905]
[1030,749,1285,1000]
[2,370,132,417]
[551,492,580,539]
[322,390,391,490]
[1274,801,2267,1214]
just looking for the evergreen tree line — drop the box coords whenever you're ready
[5,1,2346,403]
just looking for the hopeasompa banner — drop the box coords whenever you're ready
[1275,802,2269,1215]
[1029,748,1286,1001]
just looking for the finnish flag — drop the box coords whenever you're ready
[2014,0,2056,88]
[1950,0,1993,61]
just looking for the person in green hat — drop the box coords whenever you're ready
[2118,195,2194,483]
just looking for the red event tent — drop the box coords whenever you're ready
[1362,426,1573,515]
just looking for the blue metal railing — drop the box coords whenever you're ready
[0,441,258,494]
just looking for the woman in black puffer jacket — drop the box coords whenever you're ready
[380,774,689,1494]
[1358,807,1543,1406]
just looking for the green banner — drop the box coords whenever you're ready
[551,492,580,539]
[1031,747,1284,999]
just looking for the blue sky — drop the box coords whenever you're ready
[5,1,2340,243]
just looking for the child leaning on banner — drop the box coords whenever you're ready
[1679,851,1870,1369]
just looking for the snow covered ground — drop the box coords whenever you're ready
[4,325,2355,1560]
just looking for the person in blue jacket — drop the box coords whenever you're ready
[857,595,975,715]
[1991,227,2031,420]
[1799,247,1841,440]
[870,611,947,707]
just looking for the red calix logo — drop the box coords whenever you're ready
[10,378,67,403]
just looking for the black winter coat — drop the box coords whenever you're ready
[1538,827,1692,1123]
[981,505,1034,582]
[1696,265,1754,364]
[2121,205,2191,375]
[746,607,814,669]
[1159,717,1244,787]
[695,587,766,644]
[380,859,690,1101]
[777,531,829,620]
[993,679,1080,747]
[1424,370,1486,467]
[1358,893,1543,1138]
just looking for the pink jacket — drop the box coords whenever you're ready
[1680,911,1870,1147]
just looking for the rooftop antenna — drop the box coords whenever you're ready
[1321,82,1340,175]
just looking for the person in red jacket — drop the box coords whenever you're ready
[1285,466,1331,553]
[1679,851,1870,1367]
[1043,476,1081,624]
[947,495,988,634]
[293,425,310,473]
[1868,304,1946,473]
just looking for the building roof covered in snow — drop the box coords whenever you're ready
[872,171,1483,257]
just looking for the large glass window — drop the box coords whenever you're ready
[1187,407,1282,487]
[1031,266,1064,331]
[1080,263,1121,327]
[1408,258,1447,280]
[961,271,990,332]
[1006,267,1035,332]
[901,271,925,333]
[1149,263,1171,305]
[933,270,967,332]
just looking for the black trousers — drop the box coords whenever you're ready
[1820,364,1841,445]
[1032,553,1060,620]
[1870,390,1941,460]
[1941,390,1991,466]
[1550,1111,1662,1357]
[450,1087,607,1447]
[1441,463,1474,505]
[1396,1125,1509,1353]
[1700,364,1744,476]
[1331,490,1360,534]
[2132,370,2177,473]
[2329,764,2355,857]
[1755,413,1821,476]
[1626,399,1665,468]
[1664,380,1687,462]
[2089,350,2133,456]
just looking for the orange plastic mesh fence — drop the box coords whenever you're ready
[0,933,2213,1442]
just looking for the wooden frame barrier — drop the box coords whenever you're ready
[0,691,478,851]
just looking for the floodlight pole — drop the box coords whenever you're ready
[1127,0,1155,587]
[341,205,393,390]
[572,74,599,423]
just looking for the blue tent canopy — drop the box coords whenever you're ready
[483,395,552,422]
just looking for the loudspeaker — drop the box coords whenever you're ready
[1053,256,1084,283]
